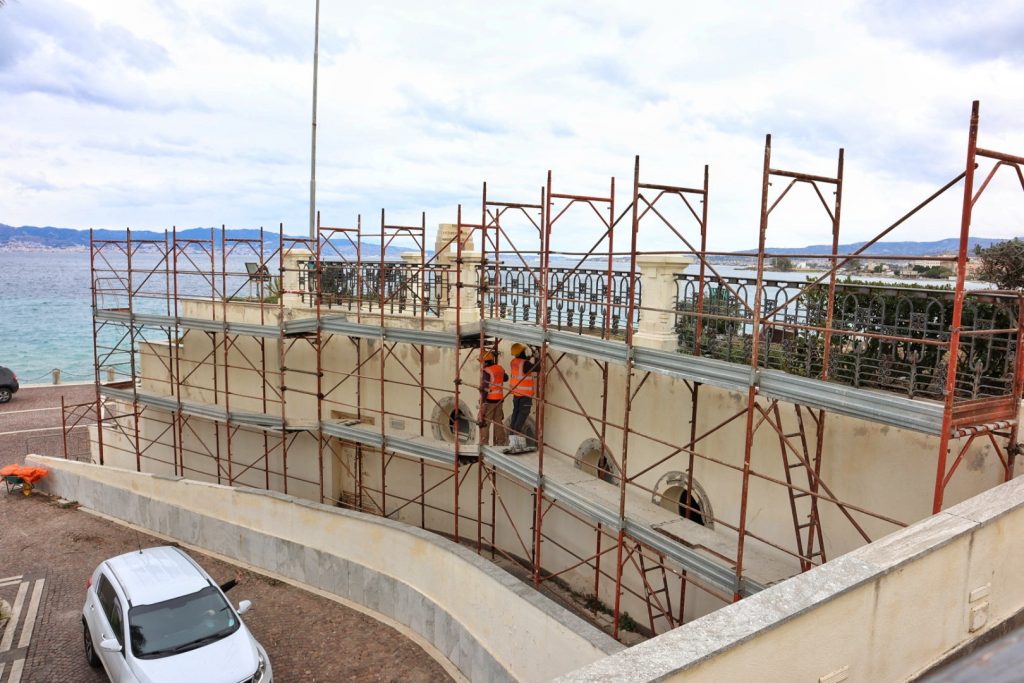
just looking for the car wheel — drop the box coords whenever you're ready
[83,620,100,668]
[0,388,11,404]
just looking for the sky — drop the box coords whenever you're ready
[1,0,1022,252]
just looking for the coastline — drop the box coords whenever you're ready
[0,244,90,253]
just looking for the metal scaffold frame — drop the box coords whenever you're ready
[68,101,1023,642]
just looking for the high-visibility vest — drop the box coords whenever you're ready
[483,364,505,401]
[510,357,536,397]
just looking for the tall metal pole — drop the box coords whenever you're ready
[308,0,321,239]
[735,134,773,600]
[933,100,980,514]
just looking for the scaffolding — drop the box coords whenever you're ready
[69,101,1023,640]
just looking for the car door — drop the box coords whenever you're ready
[94,574,135,681]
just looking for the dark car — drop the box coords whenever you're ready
[0,366,19,403]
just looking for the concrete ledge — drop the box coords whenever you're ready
[556,474,1024,683]
[28,455,621,683]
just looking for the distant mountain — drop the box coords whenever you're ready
[3,224,1018,259]
[0,224,412,258]
[757,236,1020,257]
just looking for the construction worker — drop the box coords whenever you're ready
[478,350,508,447]
[506,343,539,454]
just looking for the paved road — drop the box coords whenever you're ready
[0,386,454,683]
[0,384,95,466]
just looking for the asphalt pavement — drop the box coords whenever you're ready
[0,385,454,682]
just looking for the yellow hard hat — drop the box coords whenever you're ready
[481,350,495,362]
[511,343,525,356]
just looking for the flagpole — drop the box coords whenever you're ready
[308,0,320,239]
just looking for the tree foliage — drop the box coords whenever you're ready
[974,238,1024,290]
[770,256,794,271]
[911,264,953,279]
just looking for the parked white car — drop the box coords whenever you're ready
[82,546,272,683]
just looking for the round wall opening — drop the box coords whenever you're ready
[431,396,477,444]
[653,471,713,528]
[574,438,620,485]
[448,408,473,442]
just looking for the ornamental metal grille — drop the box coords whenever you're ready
[481,264,640,336]
[676,274,1019,401]
[301,261,450,316]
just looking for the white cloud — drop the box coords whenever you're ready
[0,0,1021,251]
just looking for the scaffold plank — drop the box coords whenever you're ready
[485,321,947,434]
[481,446,541,488]
[99,386,286,431]
[757,369,945,435]
[99,305,949,435]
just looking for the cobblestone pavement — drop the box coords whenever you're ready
[0,387,454,683]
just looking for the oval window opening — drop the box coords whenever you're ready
[661,485,706,526]
[431,396,478,445]
[574,438,620,485]
[654,472,713,529]
[448,408,473,444]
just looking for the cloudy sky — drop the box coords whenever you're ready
[1,0,1022,251]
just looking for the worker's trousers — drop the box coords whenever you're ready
[509,396,534,448]
[481,401,507,446]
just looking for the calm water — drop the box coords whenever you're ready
[0,252,97,383]
[0,251,982,385]
[0,251,257,384]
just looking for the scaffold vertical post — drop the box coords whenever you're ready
[933,100,980,514]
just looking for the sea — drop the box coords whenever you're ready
[0,250,255,384]
[0,250,984,386]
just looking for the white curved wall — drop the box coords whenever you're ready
[28,455,621,683]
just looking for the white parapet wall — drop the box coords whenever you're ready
[556,472,1024,682]
[27,455,621,683]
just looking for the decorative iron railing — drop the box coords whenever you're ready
[675,274,1020,401]
[481,265,641,336]
[301,261,451,316]
[300,261,643,334]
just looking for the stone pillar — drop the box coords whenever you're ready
[444,252,483,325]
[633,254,691,351]
[281,248,314,308]
[434,223,475,265]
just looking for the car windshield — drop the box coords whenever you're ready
[128,585,240,658]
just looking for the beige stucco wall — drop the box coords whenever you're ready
[122,294,1010,631]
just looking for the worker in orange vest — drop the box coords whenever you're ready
[506,343,539,454]
[478,350,508,447]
